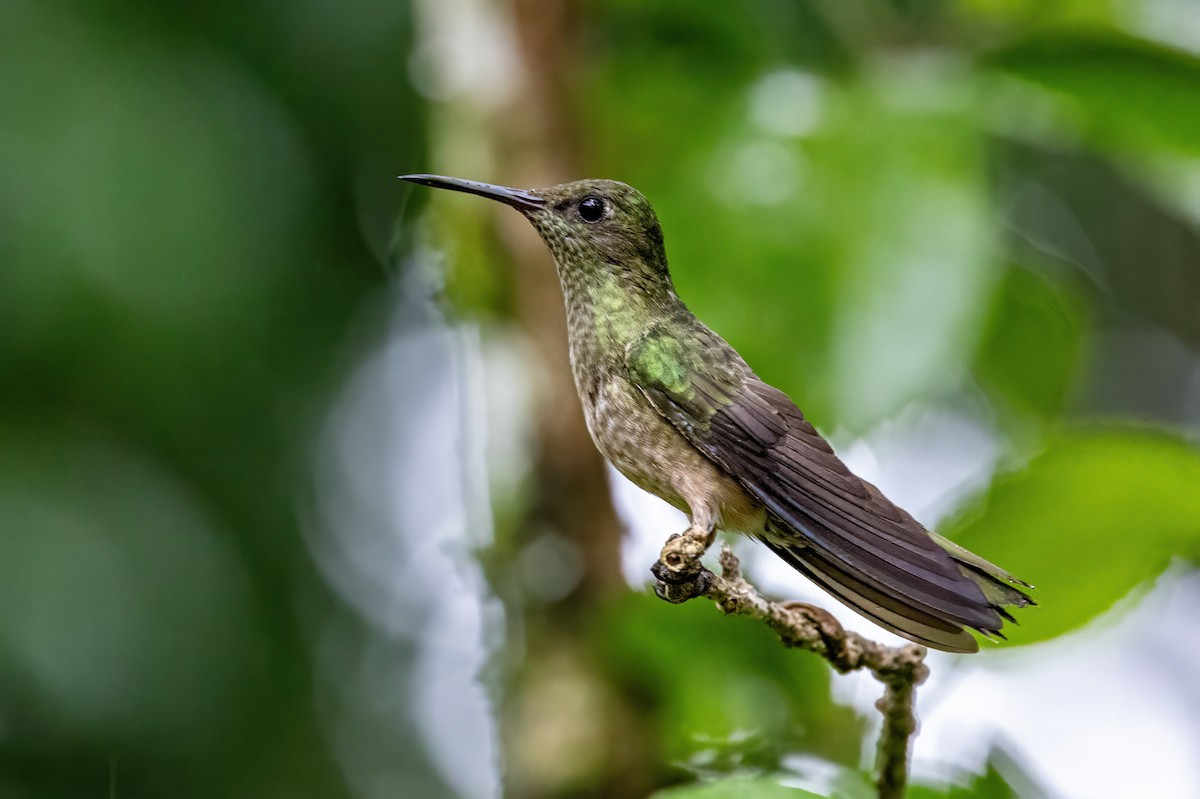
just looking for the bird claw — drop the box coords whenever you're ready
[651,558,691,584]
[657,529,707,574]
[652,566,710,603]
[651,525,713,602]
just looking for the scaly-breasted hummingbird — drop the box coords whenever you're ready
[401,174,1032,653]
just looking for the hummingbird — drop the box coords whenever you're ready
[400,174,1033,653]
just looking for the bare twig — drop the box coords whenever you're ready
[656,544,928,799]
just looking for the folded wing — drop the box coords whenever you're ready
[629,324,1029,652]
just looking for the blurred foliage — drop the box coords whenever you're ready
[906,744,1047,798]
[973,264,1089,426]
[650,774,825,799]
[5,0,1200,797]
[986,30,1200,157]
[1,0,428,795]
[594,594,863,772]
[948,427,1200,645]
[908,764,1017,799]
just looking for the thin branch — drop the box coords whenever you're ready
[656,544,928,799]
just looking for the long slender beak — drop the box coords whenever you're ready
[399,174,545,212]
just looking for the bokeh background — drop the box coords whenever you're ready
[3,1,1200,797]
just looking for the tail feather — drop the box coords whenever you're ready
[760,531,1033,653]
[759,537,981,653]
[931,531,1036,614]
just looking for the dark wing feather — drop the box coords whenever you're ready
[629,325,1024,650]
[759,536,980,652]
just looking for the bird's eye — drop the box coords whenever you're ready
[578,196,605,222]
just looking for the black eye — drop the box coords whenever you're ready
[578,196,605,222]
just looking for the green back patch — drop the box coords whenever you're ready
[629,330,692,396]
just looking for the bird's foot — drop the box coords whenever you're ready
[651,529,712,604]
[659,529,708,575]
[652,566,710,603]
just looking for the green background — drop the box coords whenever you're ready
[3,1,1199,797]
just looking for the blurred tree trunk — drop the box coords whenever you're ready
[500,0,619,601]
[491,2,658,797]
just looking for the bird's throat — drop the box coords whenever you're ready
[588,277,655,350]
[556,263,678,406]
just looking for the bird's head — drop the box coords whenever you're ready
[401,174,672,295]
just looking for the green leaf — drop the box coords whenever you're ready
[909,744,1043,798]
[651,774,825,799]
[973,264,1089,424]
[945,427,1200,645]
[984,31,1200,156]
